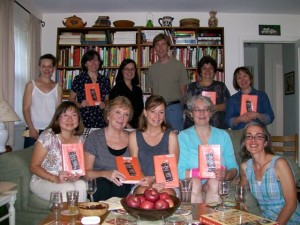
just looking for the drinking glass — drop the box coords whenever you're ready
[235,186,248,210]
[49,191,63,225]
[216,180,230,211]
[86,179,97,202]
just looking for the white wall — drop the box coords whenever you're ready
[41,12,300,93]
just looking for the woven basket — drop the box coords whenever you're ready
[78,202,109,216]
[179,18,200,28]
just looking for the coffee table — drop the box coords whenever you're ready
[0,190,17,225]
[39,203,215,225]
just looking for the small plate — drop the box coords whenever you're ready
[61,209,79,216]
[207,202,219,207]
[225,201,236,207]
[174,209,191,216]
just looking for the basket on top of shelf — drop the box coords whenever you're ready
[179,18,200,28]
[113,20,135,28]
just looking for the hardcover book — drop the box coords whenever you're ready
[202,91,217,105]
[154,154,179,188]
[240,94,258,116]
[199,209,279,225]
[85,83,101,106]
[198,145,221,179]
[115,156,143,184]
[61,143,85,176]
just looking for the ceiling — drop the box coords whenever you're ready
[18,0,300,15]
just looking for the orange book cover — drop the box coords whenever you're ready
[61,143,85,176]
[240,94,258,116]
[154,154,179,188]
[85,83,101,106]
[199,209,279,225]
[202,91,217,105]
[198,145,221,179]
[115,156,143,184]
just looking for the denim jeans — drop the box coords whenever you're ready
[23,128,44,148]
[165,103,184,132]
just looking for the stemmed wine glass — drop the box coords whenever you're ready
[49,191,63,225]
[216,180,230,211]
[235,186,248,210]
[86,179,97,202]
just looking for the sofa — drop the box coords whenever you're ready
[0,130,299,225]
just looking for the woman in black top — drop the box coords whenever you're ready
[109,59,144,128]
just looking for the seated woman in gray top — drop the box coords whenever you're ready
[129,95,179,195]
[84,96,133,201]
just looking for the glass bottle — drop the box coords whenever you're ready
[208,11,218,27]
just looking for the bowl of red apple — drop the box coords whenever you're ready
[120,187,181,221]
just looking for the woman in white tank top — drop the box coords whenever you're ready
[23,54,63,148]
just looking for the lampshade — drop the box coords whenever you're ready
[0,100,20,152]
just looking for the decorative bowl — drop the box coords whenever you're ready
[113,20,135,28]
[120,195,181,221]
[78,202,109,216]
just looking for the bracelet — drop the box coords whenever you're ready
[48,174,57,183]
[189,168,199,178]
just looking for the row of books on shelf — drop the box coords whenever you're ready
[56,68,119,90]
[59,31,137,45]
[140,46,223,68]
[58,46,138,68]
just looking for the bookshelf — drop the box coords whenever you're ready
[55,26,225,96]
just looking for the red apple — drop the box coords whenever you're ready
[164,198,174,208]
[137,194,145,203]
[125,194,141,208]
[154,199,169,209]
[159,192,170,200]
[140,200,155,209]
[144,187,159,203]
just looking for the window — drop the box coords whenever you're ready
[14,5,30,123]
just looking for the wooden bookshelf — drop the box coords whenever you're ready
[55,26,225,97]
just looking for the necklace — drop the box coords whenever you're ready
[145,130,162,137]
[254,158,272,171]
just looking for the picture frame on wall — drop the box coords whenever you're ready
[284,71,295,95]
[259,25,281,36]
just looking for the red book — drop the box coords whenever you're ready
[202,91,217,105]
[154,154,179,188]
[115,156,143,184]
[85,83,101,106]
[199,209,279,225]
[198,145,221,179]
[61,143,85,176]
[240,94,258,115]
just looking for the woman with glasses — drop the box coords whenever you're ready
[29,101,86,202]
[224,67,274,130]
[184,55,230,129]
[109,59,144,128]
[178,94,239,203]
[239,121,300,224]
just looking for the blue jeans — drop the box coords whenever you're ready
[166,103,184,132]
[23,128,44,148]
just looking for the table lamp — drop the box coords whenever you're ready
[0,100,20,152]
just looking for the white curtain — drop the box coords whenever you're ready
[0,0,15,145]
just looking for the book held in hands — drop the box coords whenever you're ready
[199,209,279,225]
[198,145,221,179]
[61,143,85,176]
[115,156,143,184]
[154,154,179,188]
[202,91,217,105]
[85,83,101,106]
[240,94,258,116]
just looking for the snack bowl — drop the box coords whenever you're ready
[78,202,109,217]
[113,20,135,27]
[120,195,181,221]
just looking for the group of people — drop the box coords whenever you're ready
[23,33,299,224]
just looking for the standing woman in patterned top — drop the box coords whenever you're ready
[184,55,230,129]
[69,50,111,128]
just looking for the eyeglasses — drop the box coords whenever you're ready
[192,107,210,113]
[245,133,265,141]
[60,114,78,120]
[123,68,136,72]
